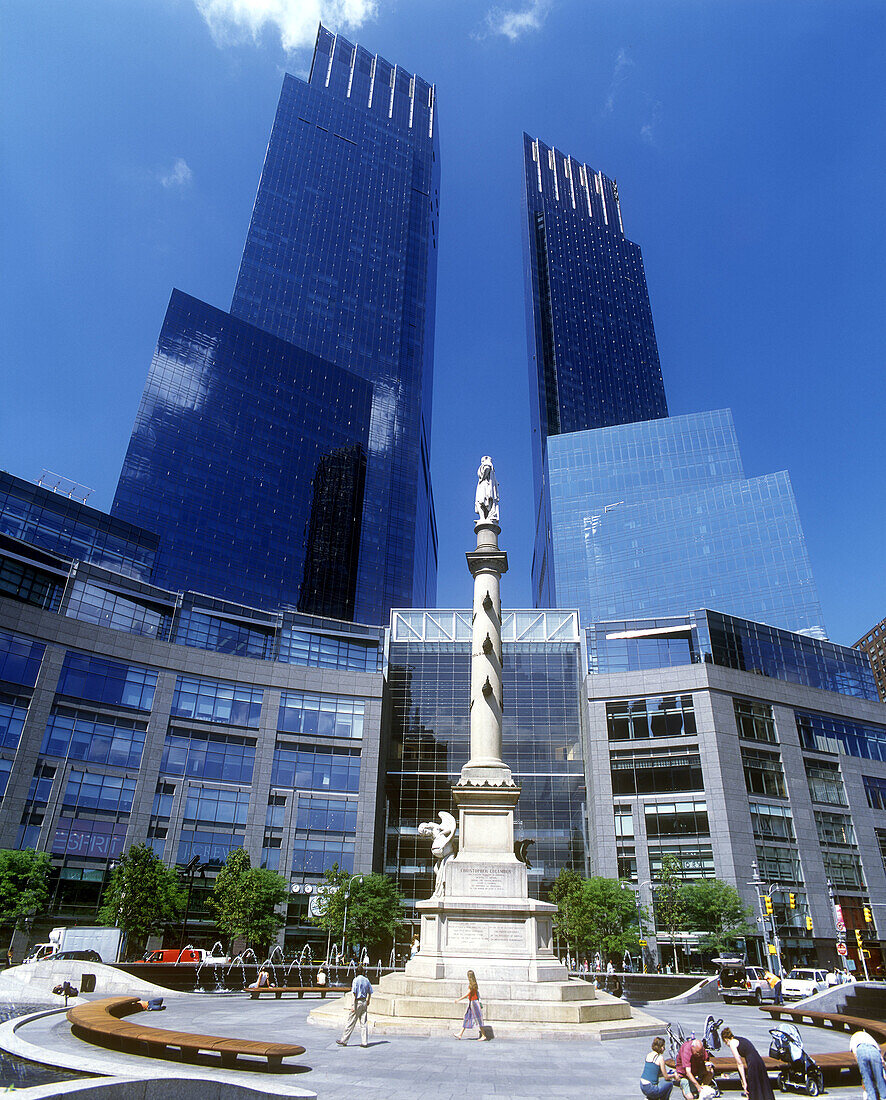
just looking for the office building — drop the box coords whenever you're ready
[113,26,439,624]
[545,411,826,635]
[585,609,885,972]
[854,616,886,704]
[1,511,884,971]
[521,139,825,638]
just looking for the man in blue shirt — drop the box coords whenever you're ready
[336,965,372,1048]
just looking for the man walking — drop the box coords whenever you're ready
[337,965,372,1048]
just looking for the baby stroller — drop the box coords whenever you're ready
[768,1023,824,1096]
[704,1015,723,1052]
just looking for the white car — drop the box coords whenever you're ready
[782,967,828,1000]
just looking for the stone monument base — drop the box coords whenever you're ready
[307,974,664,1039]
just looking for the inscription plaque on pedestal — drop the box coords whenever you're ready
[447,919,526,949]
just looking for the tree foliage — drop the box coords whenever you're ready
[309,864,406,952]
[209,847,287,952]
[678,878,754,954]
[0,848,52,948]
[551,869,642,960]
[654,854,686,972]
[98,844,184,958]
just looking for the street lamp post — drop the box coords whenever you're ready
[749,860,782,974]
[179,855,206,950]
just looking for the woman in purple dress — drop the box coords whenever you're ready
[721,1027,775,1100]
[454,970,488,1040]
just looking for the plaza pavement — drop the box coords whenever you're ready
[0,992,868,1100]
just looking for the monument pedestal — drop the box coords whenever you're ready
[406,780,566,982]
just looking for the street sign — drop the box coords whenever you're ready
[768,944,777,954]
[639,940,647,947]
[836,942,847,956]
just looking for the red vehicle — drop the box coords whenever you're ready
[143,948,202,964]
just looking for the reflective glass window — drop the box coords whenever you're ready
[57,652,156,711]
[277,692,364,739]
[41,706,146,769]
[171,676,262,728]
[0,629,45,687]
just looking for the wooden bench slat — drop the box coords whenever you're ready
[67,997,305,1068]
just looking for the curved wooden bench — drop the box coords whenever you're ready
[249,984,349,1000]
[67,996,306,1069]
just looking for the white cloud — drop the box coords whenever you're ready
[603,47,633,114]
[194,0,379,53]
[641,101,663,146]
[480,0,550,42]
[159,158,193,188]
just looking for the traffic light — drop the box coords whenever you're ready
[765,896,774,915]
[805,916,813,931]
[789,893,796,909]
[855,928,863,946]
[863,906,873,924]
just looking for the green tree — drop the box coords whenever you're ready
[551,869,641,961]
[98,844,184,959]
[678,878,754,956]
[209,847,287,953]
[654,854,686,972]
[0,848,51,955]
[310,865,406,953]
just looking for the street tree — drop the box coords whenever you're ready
[209,847,287,953]
[678,878,754,955]
[310,865,406,953]
[98,844,184,959]
[654,854,686,972]
[551,869,641,961]
[0,848,51,957]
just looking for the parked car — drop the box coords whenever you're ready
[718,961,779,1004]
[782,968,828,1000]
[51,949,102,962]
[142,948,229,964]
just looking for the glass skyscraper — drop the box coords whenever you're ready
[522,138,825,637]
[113,27,439,624]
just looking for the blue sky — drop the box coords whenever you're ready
[1,0,884,645]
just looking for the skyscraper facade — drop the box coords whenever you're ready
[113,27,439,624]
[522,138,825,637]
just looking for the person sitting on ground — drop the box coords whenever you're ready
[640,1036,678,1099]
[675,1037,715,1099]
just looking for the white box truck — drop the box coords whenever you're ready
[24,926,123,964]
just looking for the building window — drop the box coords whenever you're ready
[0,629,45,688]
[876,828,886,876]
[734,699,777,743]
[0,758,12,799]
[40,706,146,769]
[177,829,245,867]
[814,810,856,848]
[182,787,249,827]
[57,652,156,712]
[272,742,361,793]
[796,710,886,762]
[0,556,62,611]
[644,800,709,838]
[278,628,380,672]
[648,844,715,878]
[60,770,136,815]
[266,793,287,828]
[277,692,365,739]
[171,676,262,728]
[863,774,886,811]
[173,608,274,660]
[0,691,30,750]
[160,728,255,784]
[750,801,795,842]
[756,844,804,885]
[606,695,696,741]
[805,758,847,806]
[610,746,704,795]
[741,747,787,798]
[822,851,865,889]
[152,781,175,818]
[65,579,172,641]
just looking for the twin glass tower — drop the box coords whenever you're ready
[112,25,824,640]
[112,27,438,625]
